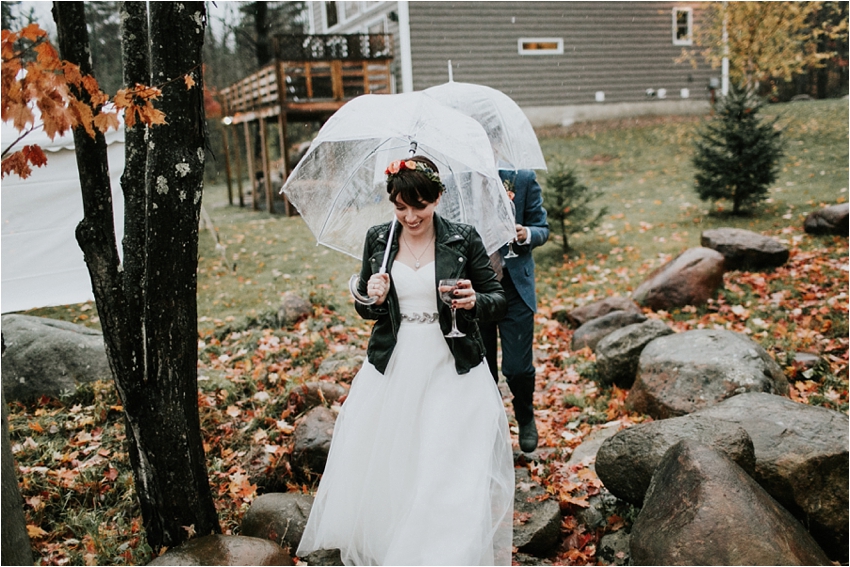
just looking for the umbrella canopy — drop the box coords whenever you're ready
[422,81,547,171]
[281,92,516,259]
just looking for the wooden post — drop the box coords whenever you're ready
[259,115,274,214]
[273,59,293,216]
[233,124,245,207]
[220,122,234,206]
[243,121,258,211]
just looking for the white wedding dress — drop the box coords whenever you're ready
[297,261,515,566]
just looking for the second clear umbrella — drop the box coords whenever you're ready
[280,91,516,259]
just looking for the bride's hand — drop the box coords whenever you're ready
[367,273,391,305]
[452,279,477,311]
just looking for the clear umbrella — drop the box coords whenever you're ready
[280,92,516,260]
[422,80,547,171]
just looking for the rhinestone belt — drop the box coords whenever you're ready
[401,312,439,324]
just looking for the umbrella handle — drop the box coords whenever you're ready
[350,218,398,305]
[349,274,377,305]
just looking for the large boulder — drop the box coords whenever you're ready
[594,320,674,387]
[804,203,849,236]
[630,440,831,566]
[700,227,789,270]
[1,314,111,401]
[564,296,643,329]
[570,311,646,351]
[595,414,756,505]
[695,393,849,562]
[513,468,561,556]
[292,406,336,476]
[241,492,314,555]
[632,247,725,310]
[626,329,788,419]
[148,534,293,565]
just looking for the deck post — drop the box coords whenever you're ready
[243,121,258,211]
[259,116,274,213]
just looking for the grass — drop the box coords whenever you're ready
[25,99,847,332]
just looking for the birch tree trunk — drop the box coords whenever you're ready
[52,1,220,552]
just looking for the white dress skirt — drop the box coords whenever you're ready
[297,261,515,566]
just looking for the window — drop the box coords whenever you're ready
[673,7,693,46]
[325,1,339,29]
[518,38,563,55]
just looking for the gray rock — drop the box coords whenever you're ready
[292,406,336,476]
[804,203,849,236]
[147,534,293,565]
[595,320,674,387]
[278,292,312,327]
[242,492,314,555]
[565,296,643,329]
[316,351,365,378]
[695,393,849,562]
[565,420,624,473]
[700,227,789,270]
[633,247,725,310]
[571,311,647,351]
[302,548,343,565]
[1,314,111,401]
[514,468,561,556]
[2,389,33,566]
[288,382,348,413]
[626,329,788,419]
[597,529,630,566]
[595,414,756,506]
[575,489,621,531]
[631,440,831,566]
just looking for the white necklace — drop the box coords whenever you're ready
[402,233,434,269]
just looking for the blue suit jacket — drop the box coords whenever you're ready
[498,169,549,313]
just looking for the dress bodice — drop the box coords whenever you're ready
[391,261,438,314]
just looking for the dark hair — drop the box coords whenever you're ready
[387,155,443,209]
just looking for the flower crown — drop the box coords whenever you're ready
[385,159,444,189]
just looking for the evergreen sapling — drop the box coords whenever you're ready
[692,85,784,214]
[542,164,607,253]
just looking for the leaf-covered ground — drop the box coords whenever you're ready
[9,100,848,565]
[9,230,846,565]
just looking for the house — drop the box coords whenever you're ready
[305,1,715,126]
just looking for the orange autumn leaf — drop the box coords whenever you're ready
[93,110,120,133]
[26,524,48,539]
[184,74,195,89]
[20,23,46,42]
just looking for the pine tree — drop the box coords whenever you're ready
[692,85,784,214]
[542,164,607,253]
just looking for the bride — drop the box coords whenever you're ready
[296,156,515,565]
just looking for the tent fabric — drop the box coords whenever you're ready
[1,120,125,314]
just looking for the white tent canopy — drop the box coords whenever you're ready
[1,117,125,314]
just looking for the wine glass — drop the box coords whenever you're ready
[504,200,519,258]
[438,279,465,338]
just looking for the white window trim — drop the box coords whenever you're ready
[672,7,693,46]
[361,14,388,35]
[517,38,564,56]
[323,1,340,32]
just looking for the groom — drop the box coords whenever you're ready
[482,168,549,453]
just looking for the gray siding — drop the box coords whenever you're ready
[407,1,714,106]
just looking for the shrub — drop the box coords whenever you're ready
[692,84,784,214]
[542,163,607,253]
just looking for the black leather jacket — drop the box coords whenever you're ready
[355,214,507,375]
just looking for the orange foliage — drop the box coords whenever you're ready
[2,23,196,179]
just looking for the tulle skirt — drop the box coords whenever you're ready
[297,319,515,566]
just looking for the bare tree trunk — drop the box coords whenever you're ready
[52,1,220,553]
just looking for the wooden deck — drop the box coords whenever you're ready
[218,33,394,215]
